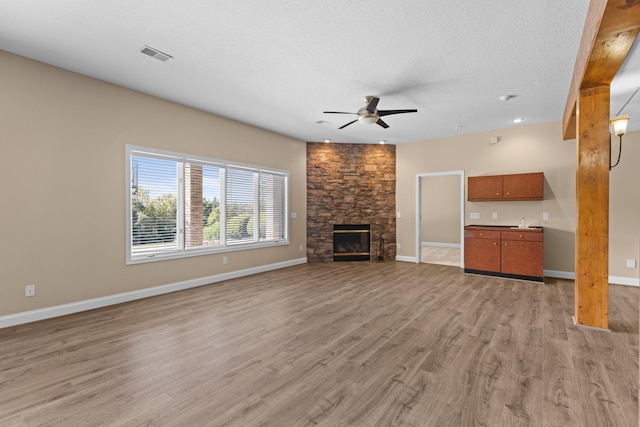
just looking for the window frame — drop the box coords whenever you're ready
[126,145,289,265]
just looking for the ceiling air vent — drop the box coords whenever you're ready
[139,45,173,62]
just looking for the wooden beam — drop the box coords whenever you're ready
[563,0,640,329]
[563,0,640,140]
[575,85,610,329]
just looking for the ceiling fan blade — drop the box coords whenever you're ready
[378,109,418,117]
[324,111,358,115]
[339,120,358,129]
[376,119,389,128]
[365,97,380,113]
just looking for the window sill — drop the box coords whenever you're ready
[126,240,289,265]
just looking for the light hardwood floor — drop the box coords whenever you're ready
[421,245,461,267]
[1,262,638,426]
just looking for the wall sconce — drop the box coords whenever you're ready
[610,115,629,170]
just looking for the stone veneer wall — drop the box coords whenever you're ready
[307,142,396,262]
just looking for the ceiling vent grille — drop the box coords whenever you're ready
[139,46,173,62]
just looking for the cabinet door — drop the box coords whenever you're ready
[501,240,543,277]
[502,172,544,200]
[468,175,503,201]
[464,237,500,272]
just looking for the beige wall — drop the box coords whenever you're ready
[609,129,640,280]
[421,174,461,244]
[0,50,307,317]
[397,121,640,281]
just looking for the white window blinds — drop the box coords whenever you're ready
[130,155,179,255]
[259,172,287,242]
[226,167,257,244]
[127,146,289,264]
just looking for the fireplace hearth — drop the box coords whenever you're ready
[333,224,371,261]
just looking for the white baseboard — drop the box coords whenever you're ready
[0,258,307,329]
[543,270,638,286]
[608,275,640,287]
[543,270,575,280]
[396,255,418,263]
[421,242,461,248]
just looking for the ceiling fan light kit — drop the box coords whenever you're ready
[358,115,378,125]
[323,96,417,130]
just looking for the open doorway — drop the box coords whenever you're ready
[415,171,465,267]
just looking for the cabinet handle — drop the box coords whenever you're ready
[480,233,483,236]
[496,192,499,196]
[493,242,497,246]
[519,234,523,238]
[506,192,510,196]
[504,243,508,246]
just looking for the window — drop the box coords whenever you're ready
[126,145,288,264]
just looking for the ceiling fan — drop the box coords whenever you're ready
[323,96,417,129]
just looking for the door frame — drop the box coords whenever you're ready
[415,170,465,266]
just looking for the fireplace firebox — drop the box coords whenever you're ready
[333,224,371,261]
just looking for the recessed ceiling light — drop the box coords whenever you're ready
[324,139,331,143]
[513,117,525,123]
[379,140,386,145]
[499,95,517,102]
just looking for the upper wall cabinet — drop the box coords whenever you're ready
[468,172,544,201]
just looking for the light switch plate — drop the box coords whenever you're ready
[470,212,480,220]
[627,259,637,268]
[542,212,549,220]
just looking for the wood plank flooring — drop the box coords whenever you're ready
[0,262,637,426]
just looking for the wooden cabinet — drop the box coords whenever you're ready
[464,229,500,272]
[468,172,544,201]
[467,175,503,200]
[464,226,543,281]
[500,231,543,277]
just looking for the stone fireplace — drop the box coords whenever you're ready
[306,142,396,262]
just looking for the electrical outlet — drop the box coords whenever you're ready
[542,212,550,220]
[397,212,401,218]
[397,243,401,250]
[25,285,36,297]
[491,212,498,220]
[626,259,637,268]
[290,212,297,219]
[299,245,303,252]
[470,212,480,220]
[223,256,228,265]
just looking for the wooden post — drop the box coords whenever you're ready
[574,85,610,328]
[563,0,640,329]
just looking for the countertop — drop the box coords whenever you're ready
[465,225,543,232]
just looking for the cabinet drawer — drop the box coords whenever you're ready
[464,230,500,240]
[501,230,543,242]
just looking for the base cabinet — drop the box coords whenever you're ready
[464,226,543,281]
[463,230,500,272]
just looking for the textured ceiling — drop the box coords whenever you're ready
[0,0,638,144]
